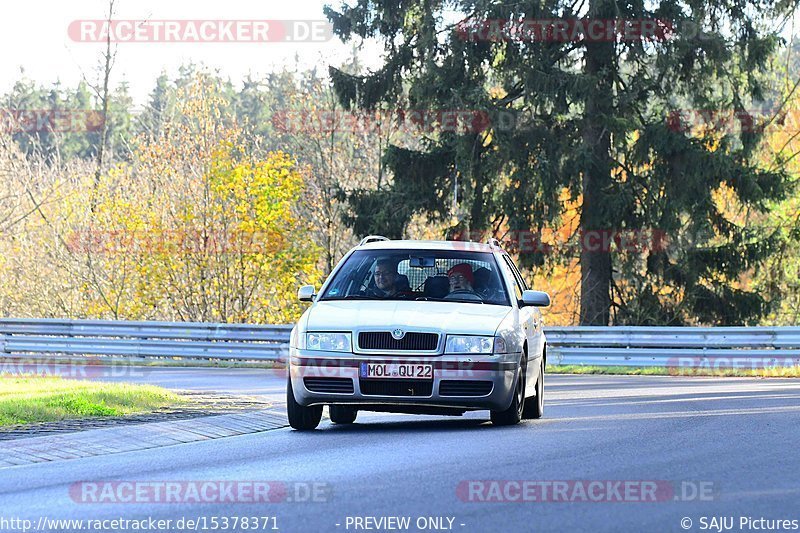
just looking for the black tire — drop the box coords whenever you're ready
[287,378,322,430]
[523,358,544,419]
[329,405,358,424]
[491,360,525,426]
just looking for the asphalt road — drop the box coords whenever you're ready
[2,371,800,532]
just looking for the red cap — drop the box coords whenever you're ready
[447,263,474,285]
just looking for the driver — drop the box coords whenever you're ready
[447,263,477,294]
[369,257,404,297]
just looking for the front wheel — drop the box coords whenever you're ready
[329,405,357,424]
[491,361,525,426]
[522,358,544,419]
[287,378,322,430]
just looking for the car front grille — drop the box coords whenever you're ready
[303,377,354,394]
[359,379,433,397]
[358,332,438,351]
[439,380,494,397]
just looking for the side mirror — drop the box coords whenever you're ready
[298,285,316,302]
[520,290,551,307]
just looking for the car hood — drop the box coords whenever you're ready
[306,300,512,336]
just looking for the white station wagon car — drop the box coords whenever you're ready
[287,236,551,430]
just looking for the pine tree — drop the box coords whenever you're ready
[324,0,796,325]
[137,73,174,140]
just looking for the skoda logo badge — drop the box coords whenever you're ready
[391,328,405,340]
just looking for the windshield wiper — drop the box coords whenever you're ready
[415,296,484,304]
[322,295,379,301]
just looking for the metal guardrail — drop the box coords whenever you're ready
[546,326,800,368]
[0,319,799,368]
[0,319,291,363]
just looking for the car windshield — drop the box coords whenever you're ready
[319,249,510,306]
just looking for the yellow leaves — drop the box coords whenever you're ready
[206,150,305,244]
[703,135,721,153]
[0,73,321,323]
[133,135,320,322]
[710,182,747,226]
[531,259,582,325]
[488,86,507,100]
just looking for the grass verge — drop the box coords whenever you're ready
[0,375,185,427]
[546,365,800,378]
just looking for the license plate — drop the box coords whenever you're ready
[359,362,433,380]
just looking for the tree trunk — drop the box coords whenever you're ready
[579,0,614,325]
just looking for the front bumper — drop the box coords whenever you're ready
[289,347,521,412]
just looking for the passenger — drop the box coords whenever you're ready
[447,263,477,294]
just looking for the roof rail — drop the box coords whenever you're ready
[359,235,390,246]
[486,237,502,249]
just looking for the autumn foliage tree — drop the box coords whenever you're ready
[0,75,320,323]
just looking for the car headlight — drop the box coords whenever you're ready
[306,332,352,352]
[445,335,495,354]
